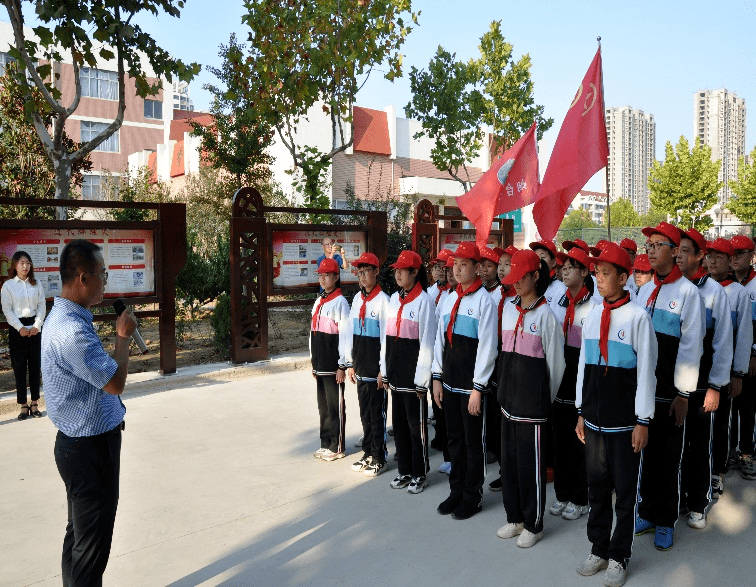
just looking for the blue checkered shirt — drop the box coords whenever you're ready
[41,297,123,437]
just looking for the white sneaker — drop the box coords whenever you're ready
[407,476,427,494]
[562,502,590,520]
[603,559,627,587]
[549,500,568,515]
[576,554,609,576]
[354,435,364,448]
[321,450,346,462]
[351,455,370,471]
[313,448,328,459]
[516,529,543,548]
[497,522,524,539]
[687,511,706,529]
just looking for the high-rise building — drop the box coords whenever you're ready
[694,89,746,209]
[172,80,194,112]
[604,106,656,215]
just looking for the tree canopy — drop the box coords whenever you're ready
[728,146,756,224]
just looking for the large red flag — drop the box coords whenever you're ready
[457,122,540,249]
[532,48,608,241]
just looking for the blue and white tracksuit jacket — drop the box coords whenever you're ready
[344,289,390,382]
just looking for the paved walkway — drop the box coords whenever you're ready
[1,360,755,586]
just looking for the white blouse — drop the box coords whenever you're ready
[1,276,47,332]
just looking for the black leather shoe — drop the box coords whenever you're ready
[489,477,502,491]
[451,501,483,520]
[437,495,461,515]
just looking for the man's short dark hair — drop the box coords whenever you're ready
[60,239,101,285]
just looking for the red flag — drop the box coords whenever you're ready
[532,48,609,241]
[457,122,540,249]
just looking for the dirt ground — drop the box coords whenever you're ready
[0,307,312,395]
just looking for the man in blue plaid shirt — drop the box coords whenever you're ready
[42,240,136,587]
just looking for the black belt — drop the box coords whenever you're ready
[101,421,125,436]
[19,316,36,326]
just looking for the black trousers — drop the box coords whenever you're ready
[552,401,588,506]
[501,416,546,533]
[712,394,732,474]
[585,428,641,565]
[486,385,502,464]
[9,317,41,404]
[444,390,486,506]
[638,401,685,528]
[432,401,451,462]
[357,379,387,463]
[316,376,345,454]
[54,425,122,587]
[392,391,429,478]
[731,375,756,455]
[681,393,714,513]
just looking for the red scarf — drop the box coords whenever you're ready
[513,296,547,339]
[358,285,382,327]
[690,266,707,281]
[600,293,631,371]
[395,282,423,340]
[646,265,682,311]
[312,288,342,332]
[503,285,517,298]
[446,278,484,346]
[715,275,736,287]
[563,286,591,336]
[741,267,756,286]
[435,282,450,305]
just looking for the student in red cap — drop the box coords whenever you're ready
[479,246,502,292]
[629,254,653,300]
[432,241,498,519]
[383,250,437,494]
[498,245,518,286]
[633,222,704,551]
[574,243,657,587]
[344,252,391,477]
[562,239,590,255]
[706,238,754,489]
[550,247,597,522]
[310,258,351,462]
[729,235,756,481]
[677,228,732,530]
[495,249,566,548]
[428,249,453,306]
[620,238,639,294]
[529,240,567,313]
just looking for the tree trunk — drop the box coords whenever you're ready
[54,157,72,221]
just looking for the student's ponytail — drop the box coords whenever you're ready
[535,259,551,297]
[416,265,430,291]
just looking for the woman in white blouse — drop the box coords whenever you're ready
[1,251,46,419]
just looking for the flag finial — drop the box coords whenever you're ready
[597,36,601,46]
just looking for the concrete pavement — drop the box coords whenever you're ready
[1,361,755,586]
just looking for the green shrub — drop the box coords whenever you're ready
[210,293,232,359]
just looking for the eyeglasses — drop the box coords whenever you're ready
[90,270,108,282]
[733,250,753,258]
[356,269,375,277]
[644,242,676,252]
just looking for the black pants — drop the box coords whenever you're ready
[392,391,429,478]
[552,401,588,506]
[432,401,451,462]
[731,375,756,455]
[681,393,714,513]
[486,386,502,464]
[638,401,685,528]
[585,428,640,565]
[9,317,41,405]
[444,390,486,506]
[357,379,387,463]
[54,425,122,587]
[712,394,732,474]
[501,416,546,533]
[316,376,345,454]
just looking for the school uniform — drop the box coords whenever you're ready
[732,268,756,458]
[384,284,437,478]
[345,286,390,464]
[634,270,704,528]
[432,283,497,506]
[576,295,657,566]
[310,289,350,454]
[497,297,566,534]
[544,275,567,317]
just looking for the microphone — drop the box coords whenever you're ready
[113,299,149,355]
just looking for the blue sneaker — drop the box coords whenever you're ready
[654,525,674,550]
[634,516,655,535]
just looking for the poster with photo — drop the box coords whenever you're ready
[440,232,499,252]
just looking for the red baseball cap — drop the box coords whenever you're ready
[562,239,590,254]
[590,242,632,273]
[588,240,610,256]
[434,248,454,264]
[565,247,591,269]
[391,250,422,270]
[555,252,567,266]
[455,241,481,261]
[492,247,505,257]
[620,238,638,254]
[501,245,519,258]
[731,235,755,252]
[502,249,542,285]
[642,221,681,247]
[529,240,557,258]
[680,228,706,253]
[445,255,455,268]
[633,254,652,272]
[479,246,500,264]
[708,238,734,257]
[351,252,380,268]
[317,258,341,274]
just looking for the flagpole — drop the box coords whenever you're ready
[598,36,612,242]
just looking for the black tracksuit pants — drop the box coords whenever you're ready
[432,402,451,462]
[501,416,546,533]
[392,391,429,478]
[9,317,41,405]
[444,389,486,506]
[712,393,732,474]
[357,379,387,463]
[486,384,502,465]
[316,375,345,454]
[681,392,714,513]
[731,375,756,455]
[638,401,685,528]
[552,401,588,506]
[585,428,641,566]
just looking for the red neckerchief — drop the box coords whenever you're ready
[646,265,682,312]
[549,269,557,279]
[715,274,736,287]
[395,282,423,340]
[503,285,517,298]
[563,286,591,336]
[690,266,707,281]
[513,296,547,339]
[446,278,484,346]
[358,285,382,327]
[312,288,342,332]
[435,282,450,305]
[741,267,756,286]
[600,292,631,372]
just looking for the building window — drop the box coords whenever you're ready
[144,99,163,120]
[80,121,119,152]
[81,175,102,200]
[80,67,118,100]
[0,51,15,77]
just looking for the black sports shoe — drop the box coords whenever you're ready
[452,501,482,520]
[489,477,502,491]
[437,495,461,515]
